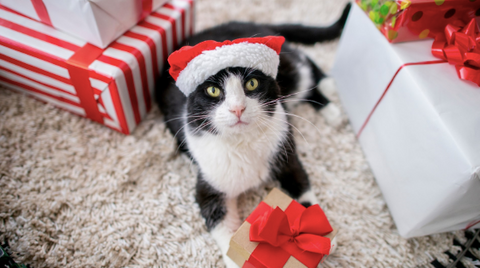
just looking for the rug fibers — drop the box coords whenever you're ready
[0,0,467,267]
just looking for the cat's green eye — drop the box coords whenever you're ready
[207,86,221,97]
[246,78,258,91]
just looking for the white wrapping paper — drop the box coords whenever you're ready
[0,0,193,134]
[0,0,169,48]
[331,4,480,238]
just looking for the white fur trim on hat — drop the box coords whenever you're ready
[176,42,280,96]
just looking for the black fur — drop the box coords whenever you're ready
[301,202,312,208]
[156,4,351,231]
[272,138,311,199]
[303,57,331,110]
[196,173,226,231]
[267,2,351,44]
[156,67,189,153]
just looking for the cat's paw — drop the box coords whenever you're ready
[320,103,342,127]
[298,190,320,205]
[300,201,312,208]
[211,220,240,268]
[222,255,240,268]
[318,77,337,98]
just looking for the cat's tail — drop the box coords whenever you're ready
[266,3,351,44]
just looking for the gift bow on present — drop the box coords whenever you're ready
[249,205,333,256]
[431,19,480,87]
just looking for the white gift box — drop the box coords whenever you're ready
[0,0,194,134]
[0,0,172,48]
[331,4,480,238]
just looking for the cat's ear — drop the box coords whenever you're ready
[167,36,285,97]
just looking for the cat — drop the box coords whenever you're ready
[156,3,350,267]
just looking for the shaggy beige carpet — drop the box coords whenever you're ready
[0,0,471,267]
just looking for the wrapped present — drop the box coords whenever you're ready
[0,0,174,48]
[227,188,338,268]
[0,0,194,134]
[357,0,480,43]
[331,4,480,237]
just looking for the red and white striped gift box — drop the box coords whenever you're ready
[0,0,194,134]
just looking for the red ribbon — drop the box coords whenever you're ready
[245,201,333,268]
[466,219,480,230]
[141,0,154,21]
[66,44,105,124]
[432,19,480,87]
[31,0,52,26]
[356,60,446,138]
[250,206,333,255]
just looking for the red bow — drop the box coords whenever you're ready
[431,19,480,86]
[249,205,333,255]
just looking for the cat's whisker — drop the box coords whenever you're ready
[259,96,289,107]
[171,115,211,147]
[253,120,268,142]
[256,116,292,161]
[163,113,211,124]
[259,88,316,108]
[258,113,310,148]
[257,110,310,146]
[264,110,323,138]
[188,116,215,135]
[176,120,214,154]
[192,121,213,135]
[244,67,257,78]
[278,98,326,108]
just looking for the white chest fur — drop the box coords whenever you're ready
[185,103,289,198]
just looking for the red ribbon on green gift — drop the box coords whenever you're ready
[432,19,480,87]
[244,201,333,268]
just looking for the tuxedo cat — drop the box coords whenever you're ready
[156,4,350,267]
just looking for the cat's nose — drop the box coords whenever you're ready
[229,106,246,118]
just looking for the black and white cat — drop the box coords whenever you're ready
[156,4,350,267]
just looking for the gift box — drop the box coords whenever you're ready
[0,0,175,48]
[227,188,338,268]
[357,0,480,43]
[331,4,480,238]
[0,0,193,134]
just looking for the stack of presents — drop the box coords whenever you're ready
[0,0,194,134]
[332,0,480,238]
[1,0,479,267]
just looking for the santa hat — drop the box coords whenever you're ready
[168,36,285,96]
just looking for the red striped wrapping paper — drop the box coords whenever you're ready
[0,0,194,134]
[0,0,172,48]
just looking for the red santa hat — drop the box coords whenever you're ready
[168,36,285,96]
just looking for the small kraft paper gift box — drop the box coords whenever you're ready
[331,4,480,238]
[0,0,194,134]
[0,0,174,48]
[227,188,338,268]
[357,0,480,43]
